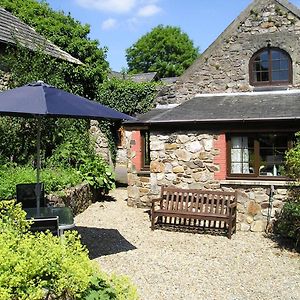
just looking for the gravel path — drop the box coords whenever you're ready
[75,188,300,300]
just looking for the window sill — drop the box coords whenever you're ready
[220,179,292,186]
[137,170,150,176]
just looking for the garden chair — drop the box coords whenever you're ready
[16,182,46,208]
[29,216,59,236]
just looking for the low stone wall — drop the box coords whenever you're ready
[221,183,288,232]
[47,183,99,216]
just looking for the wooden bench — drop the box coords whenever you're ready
[151,187,237,239]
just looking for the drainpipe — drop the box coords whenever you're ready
[266,185,275,233]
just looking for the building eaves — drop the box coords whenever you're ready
[0,8,82,65]
[131,90,300,125]
[276,0,300,18]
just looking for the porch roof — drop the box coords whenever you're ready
[129,90,300,125]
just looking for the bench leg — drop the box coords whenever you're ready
[228,219,232,239]
[151,214,155,230]
[233,211,237,234]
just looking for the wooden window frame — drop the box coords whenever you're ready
[226,133,293,180]
[249,47,292,86]
[141,130,150,170]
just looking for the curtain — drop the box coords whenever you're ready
[231,136,250,174]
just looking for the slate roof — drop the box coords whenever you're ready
[128,72,158,83]
[129,90,300,124]
[0,8,82,65]
[161,77,178,84]
[109,71,125,79]
[109,71,158,82]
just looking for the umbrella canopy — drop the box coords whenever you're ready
[0,81,134,214]
[0,81,134,120]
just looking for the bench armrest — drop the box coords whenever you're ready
[228,202,237,208]
[151,198,162,204]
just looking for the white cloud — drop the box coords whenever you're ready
[137,4,161,17]
[75,0,137,13]
[126,17,139,30]
[101,18,118,30]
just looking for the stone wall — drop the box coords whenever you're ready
[156,0,300,105]
[221,184,288,232]
[127,131,228,207]
[89,120,113,166]
[47,183,99,216]
[0,69,10,91]
[127,130,289,232]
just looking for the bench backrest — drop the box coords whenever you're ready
[159,187,237,215]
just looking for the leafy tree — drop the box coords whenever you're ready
[126,25,199,78]
[0,0,108,100]
[0,0,109,166]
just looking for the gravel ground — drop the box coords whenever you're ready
[75,188,300,300]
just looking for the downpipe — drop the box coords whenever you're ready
[266,185,275,233]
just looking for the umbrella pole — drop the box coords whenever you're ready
[36,117,41,216]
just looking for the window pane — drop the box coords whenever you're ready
[280,52,288,60]
[271,50,281,60]
[260,51,268,61]
[231,137,254,174]
[258,134,289,176]
[260,60,269,70]
[253,71,260,82]
[272,70,288,81]
[272,60,280,71]
[261,71,269,81]
[255,61,262,71]
[280,60,288,70]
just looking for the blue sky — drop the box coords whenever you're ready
[44,0,300,71]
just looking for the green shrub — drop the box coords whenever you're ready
[81,273,139,300]
[274,201,300,248]
[0,165,82,199]
[49,140,116,194]
[79,155,115,194]
[274,132,300,250]
[0,200,29,233]
[285,132,300,181]
[0,201,139,300]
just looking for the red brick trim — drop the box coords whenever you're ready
[214,134,227,180]
[130,131,142,171]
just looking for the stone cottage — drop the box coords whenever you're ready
[125,0,300,232]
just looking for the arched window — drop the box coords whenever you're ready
[249,48,292,86]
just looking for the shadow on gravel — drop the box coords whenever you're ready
[93,193,117,203]
[266,233,300,253]
[76,226,137,259]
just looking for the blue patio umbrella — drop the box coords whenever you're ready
[0,81,134,213]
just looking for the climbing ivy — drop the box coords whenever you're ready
[97,77,159,116]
